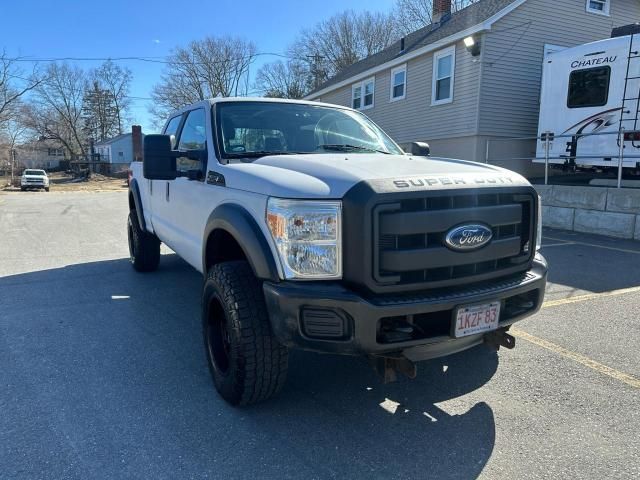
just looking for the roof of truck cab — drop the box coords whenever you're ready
[209,97,337,107]
[166,97,353,120]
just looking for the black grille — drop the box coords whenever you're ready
[373,191,535,289]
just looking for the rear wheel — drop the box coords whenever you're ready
[203,261,288,406]
[44,187,50,192]
[127,211,160,272]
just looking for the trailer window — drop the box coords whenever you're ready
[567,66,610,108]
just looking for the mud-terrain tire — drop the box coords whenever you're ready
[127,211,160,272]
[202,261,289,406]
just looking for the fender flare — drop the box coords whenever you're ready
[128,179,147,232]
[202,204,280,282]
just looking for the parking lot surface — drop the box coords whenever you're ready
[1,191,639,479]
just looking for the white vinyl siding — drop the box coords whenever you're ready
[432,46,455,105]
[317,42,480,143]
[390,65,407,101]
[351,77,375,110]
[586,0,610,16]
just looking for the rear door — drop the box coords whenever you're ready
[149,114,183,244]
[166,108,210,268]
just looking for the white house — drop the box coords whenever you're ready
[15,142,66,170]
[94,133,140,164]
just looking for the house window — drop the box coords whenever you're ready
[586,0,610,15]
[47,148,64,157]
[567,66,611,108]
[390,65,407,101]
[432,46,455,105]
[352,85,362,109]
[351,77,375,110]
[363,78,374,108]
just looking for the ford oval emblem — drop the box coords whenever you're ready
[445,224,493,252]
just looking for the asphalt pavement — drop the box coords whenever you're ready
[1,191,639,479]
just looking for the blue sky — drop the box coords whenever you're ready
[2,0,395,131]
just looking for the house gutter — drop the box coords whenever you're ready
[304,0,528,100]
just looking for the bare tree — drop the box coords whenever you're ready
[150,36,256,125]
[92,60,132,135]
[82,61,132,142]
[82,80,118,142]
[0,115,28,183]
[29,63,87,157]
[0,51,43,128]
[394,0,480,36]
[255,60,308,99]
[290,10,397,85]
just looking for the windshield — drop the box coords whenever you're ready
[215,101,403,160]
[24,170,46,176]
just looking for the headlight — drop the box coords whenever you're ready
[266,198,342,279]
[536,195,543,251]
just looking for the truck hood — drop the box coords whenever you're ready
[225,153,530,198]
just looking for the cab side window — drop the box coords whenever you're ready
[176,109,207,173]
[163,115,183,148]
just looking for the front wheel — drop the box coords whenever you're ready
[202,261,289,406]
[44,187,50,192]
[127,212,160,272]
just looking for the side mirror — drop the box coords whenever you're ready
[408,142,430,157]
[143,135,177,180]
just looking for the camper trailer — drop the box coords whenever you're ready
[536,30,640,172]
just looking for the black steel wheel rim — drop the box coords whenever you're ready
[206,294,231,375]
[127,216,136,263]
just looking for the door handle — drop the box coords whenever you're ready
[166,182,170,201]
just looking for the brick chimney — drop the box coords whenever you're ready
[131,125,143,162]
[433,0,451,24]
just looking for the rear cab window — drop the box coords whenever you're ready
[163,115,183,148]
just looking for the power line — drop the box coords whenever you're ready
[5,52,297,66]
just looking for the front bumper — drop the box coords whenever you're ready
[264,254,547,361]
[21,181,47,187]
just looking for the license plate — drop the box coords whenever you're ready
[453,302,501,338]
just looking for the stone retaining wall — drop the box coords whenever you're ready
[535,185,640,240]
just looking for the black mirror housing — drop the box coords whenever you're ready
[143,135,177,180]
[408,142,430,157]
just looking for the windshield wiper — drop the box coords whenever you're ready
[317,144,391,155]
[226,150,301,158]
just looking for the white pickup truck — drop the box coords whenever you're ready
[128,98,547,405]
[21,169,50,191]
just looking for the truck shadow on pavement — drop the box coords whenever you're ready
[0,254,499,479]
